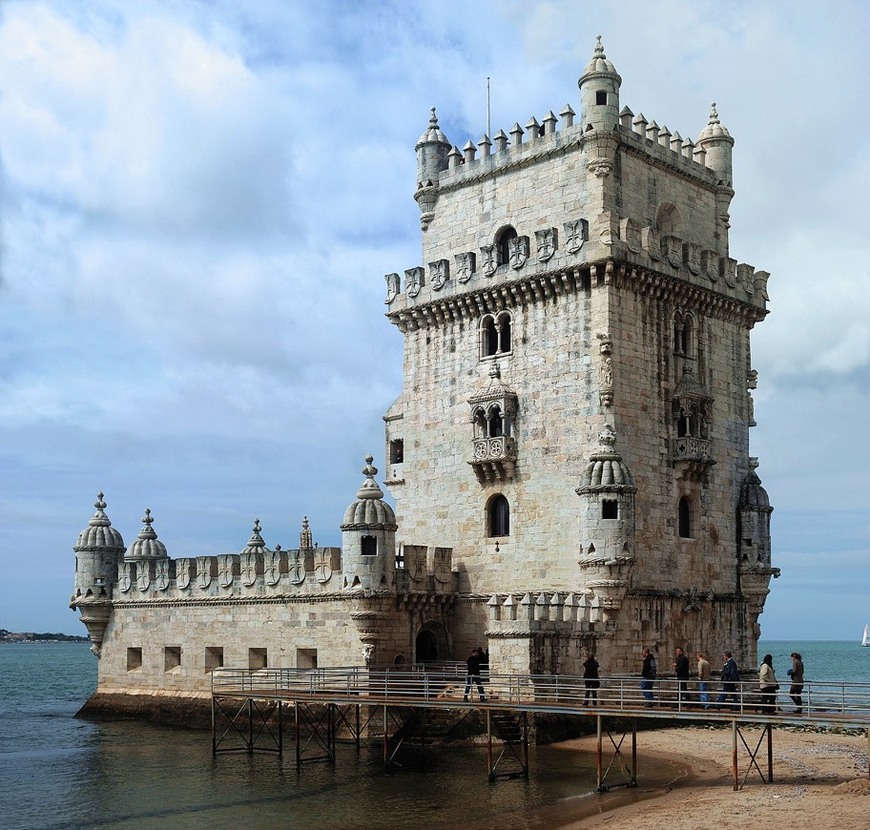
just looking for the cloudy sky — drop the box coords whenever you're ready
[1,0,867,642]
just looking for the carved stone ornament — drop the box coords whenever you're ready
[176,557,192,590]
[197,557,212,589]
[288,550,305,585]
[155,559,170,591]
[136,564,150,592]
[119,561,132,593]
[586,157,613,178]
[264,550,281,586]
[455,251,476,284]
[480,244,497,277]
[663,235,682,269]
[509,235,529,270]
[404,266,424,298]
[642,226,661,261]
[564,219,588,254]
[620,218,641,254]
[218,554,234,588]
[701,249,719,282]
[314,549,332,583]
[429,258,449,291]
[684,242,701,275]
[433,547,452,584]
[384,273,400,305]
[535,228,558,262]
[241,552,256,586]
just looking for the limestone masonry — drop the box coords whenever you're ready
[71,38,778,720]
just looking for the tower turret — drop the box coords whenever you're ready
[71,492,126,655]
[578,35,622,132]
[696,102,734,185]
[341,455,397,592]
[576,427,637,616]
[414,108,451,229]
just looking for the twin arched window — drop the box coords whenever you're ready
[481,312,512,358]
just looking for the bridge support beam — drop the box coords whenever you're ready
[595,714,637,792]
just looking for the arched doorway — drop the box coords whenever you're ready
[415,620,450,663]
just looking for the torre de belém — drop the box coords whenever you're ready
[71,38,778,721]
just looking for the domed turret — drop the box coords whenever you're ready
[737,459,774,569]
[696,102,734,186]
[72,492,126,602]
[415,107,451,187]
[578,36,622,132]
[576,427,637,612]
[126,509,168,560]
[341,455,397,591]
[71,492,126,656]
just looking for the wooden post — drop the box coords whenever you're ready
[295,701,301,768]
[631,718,638,785]
[486,709,493,782]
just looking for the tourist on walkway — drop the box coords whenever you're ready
[788,652,804,714]
[759,653,778,714]
[696,652,711,708]
[640,647,657,705]
[716,651,741,709]
[674,647,690,706]
[463,648,486,702]
[583,653,600,706]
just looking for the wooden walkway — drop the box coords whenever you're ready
[211,666,870,791]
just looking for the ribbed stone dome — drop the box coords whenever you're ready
[581,36,621,81]
[697,103,732,142]
[126,509,168,560]
[74,493,126,553]
[341,456,397,530]
[240,518,270,555]
[576,426,637,493]
[739,462,771,511]
[415,108,449,147]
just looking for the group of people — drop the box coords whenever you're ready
[466,646,806,714]
[582,648,806,713]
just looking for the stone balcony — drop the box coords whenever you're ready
[470,436,517,483]
[671,436,715,480]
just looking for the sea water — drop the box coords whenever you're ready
[1,641,865,830]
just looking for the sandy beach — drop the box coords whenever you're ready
[554,725,870,830]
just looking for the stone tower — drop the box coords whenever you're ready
[383,37,778,675]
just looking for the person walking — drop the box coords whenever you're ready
[716,651,741,709]
[463,648,486,702]
[583,653,601,706]
[640,647,657,706]
[788,652,805,714]
[696,652,711,708]
[674,647,690,706]
[759,653,778,714]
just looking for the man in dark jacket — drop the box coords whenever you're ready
[640,647,657,705]
[716,651,741,709]
[674,647,690,705]
[463,648,485,702]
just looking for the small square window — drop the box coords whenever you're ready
[127,647,143,671]
[205,646,224,673]
[596,90,608,105]
[249,648,268,670]
[164,646,181,672]
[297,648,317,669]
[602,499,618,520]
[361,535,377,556]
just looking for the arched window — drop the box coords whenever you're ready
[473,407,487,439]
[481,312,512,359]
[495,226,517,266]
[488,494,510,537]
[489,405,503,437]
[678,496,692,538]
[673,312,693,357]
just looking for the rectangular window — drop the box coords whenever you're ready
[389,439,404,464]
[249,648,268,670]
[602,499,618,519]
[361,535,377,556]
[164,646,181,672]
[297,648,317,669]
[205,646,224,673]
[126,647,143,671]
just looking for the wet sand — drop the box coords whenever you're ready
[551,725,870,830]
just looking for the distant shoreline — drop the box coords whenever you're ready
[0,629,89,643]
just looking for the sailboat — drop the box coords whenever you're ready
[862,625,870,647]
